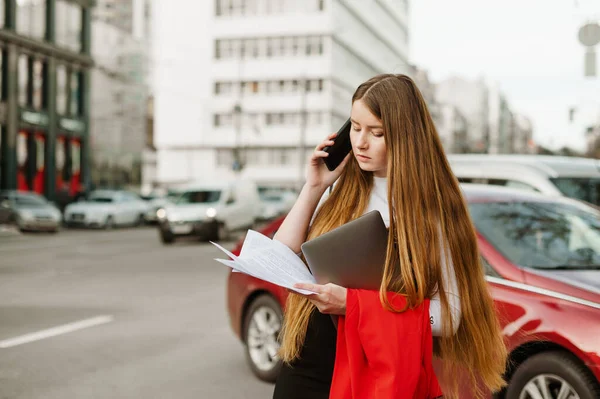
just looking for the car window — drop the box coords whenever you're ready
[89,195,114,203]
[469,200,600,270]
[551,177,600,206]
[177,190,221,204]
[15,194,47,206]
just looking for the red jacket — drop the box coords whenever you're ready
[330,289,443,399]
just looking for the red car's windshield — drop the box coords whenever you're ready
[469,200,600,270]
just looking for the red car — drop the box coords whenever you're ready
[227,184,600,398]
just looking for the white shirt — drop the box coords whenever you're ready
[315,176,462,336]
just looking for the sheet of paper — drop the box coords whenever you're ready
[210,232,317,295]
[240,230,275,258]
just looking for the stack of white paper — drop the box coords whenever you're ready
[211,230,317,295]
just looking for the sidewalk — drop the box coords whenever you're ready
[0,224,20,237]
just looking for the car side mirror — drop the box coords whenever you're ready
[226,197,235,205]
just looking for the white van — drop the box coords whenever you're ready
[157,179,261,244]
[448,154,600,206]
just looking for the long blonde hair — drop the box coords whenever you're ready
[279,74,507,398]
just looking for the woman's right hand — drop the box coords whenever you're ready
[306,133,351,190]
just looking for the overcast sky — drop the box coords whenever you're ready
[410,0,600,152]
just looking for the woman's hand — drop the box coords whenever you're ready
[305,133,351,190]
[293,283,347,315]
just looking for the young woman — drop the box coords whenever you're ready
[272,74,507,399]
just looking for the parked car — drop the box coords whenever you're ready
[157,179,261,244]
[141,189,183,224]
[448,154,600,206]
[258,190,297,221]
[64,190,150,229]
[0,190,62,232]
[226,184,600,398]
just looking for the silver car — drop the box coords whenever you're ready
[0,190,62,233]
[64,190,150,229]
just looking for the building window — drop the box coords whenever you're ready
[56,64,68,115]
[214,113,233,127]
[0,2,5,29]
[215,40,221,59]
[69,70,82,116]
[16,0,46,39]
[0,51,4,101]
[18,54,29,107]
[32,59,45,110]
[318,0,325,11]
[216,149,233,167]
[215,35,325,60]
[215,0,246,16]
[56,0,83,52]
[307,36,323,55]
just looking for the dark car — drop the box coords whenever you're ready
[0,190,62,232]
[227,184,600,398]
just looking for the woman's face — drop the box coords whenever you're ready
[350,100,388,177]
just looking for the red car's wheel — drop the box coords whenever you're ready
[506,351,600,399]
[243,294,283,383]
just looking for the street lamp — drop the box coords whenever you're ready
[232,102,243,172]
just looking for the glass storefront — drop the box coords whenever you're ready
[55,0,83,52]
[56,64,68,115]
[69,69,82,116]
[16,0,47,40]
[2,0,92,201]
[18,54,47,110]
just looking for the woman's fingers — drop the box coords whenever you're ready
[315,140,335,151]
[294,282,324,294]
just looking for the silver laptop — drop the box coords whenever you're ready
[300,210,388,290]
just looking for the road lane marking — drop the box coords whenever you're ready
[0,315,114,349]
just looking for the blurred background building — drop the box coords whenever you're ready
[0,0,93,205]
[89,0,151,191]
[151,0,412,191]
[0,0,544,200]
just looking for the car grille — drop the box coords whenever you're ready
[71,213,85,221]
[35,215,53,221]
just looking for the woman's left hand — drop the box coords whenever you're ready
[293,283,347,315]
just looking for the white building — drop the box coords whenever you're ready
[435,76,489,153]
[486,82,513,155]
[152,0,411,190]
[90,0,151,188]
[432,104,468,153]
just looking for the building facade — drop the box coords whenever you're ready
[0,0,93,203]
[152,0,411,190]
[435,76,489,153]
[89,0,150,190]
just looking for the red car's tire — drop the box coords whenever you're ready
[506,351,600,399]
[243,294,283,383]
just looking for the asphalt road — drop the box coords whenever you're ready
[0,227,274,399]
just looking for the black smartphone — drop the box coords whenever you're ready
[323,118,352,171]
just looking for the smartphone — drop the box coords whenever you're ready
[323,118,352,171]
